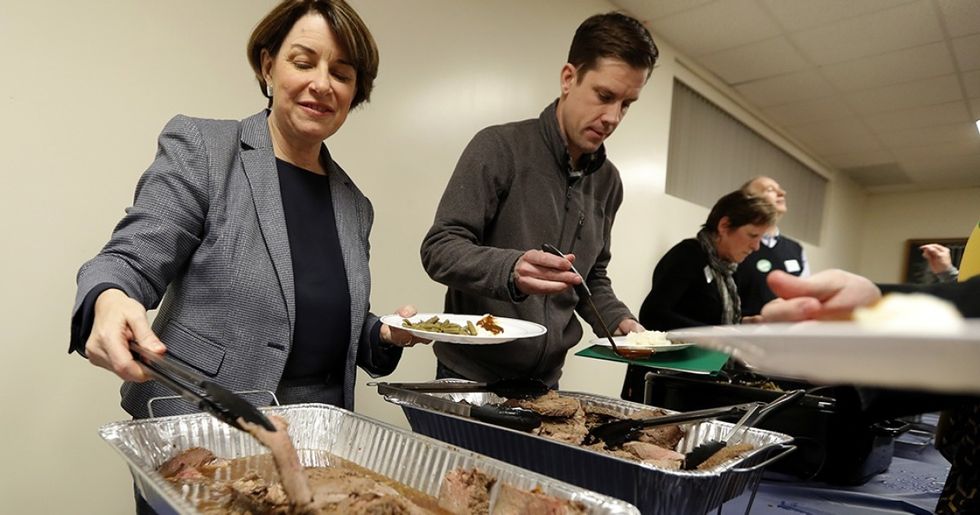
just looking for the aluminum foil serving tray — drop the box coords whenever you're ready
[99,403,639,514]
[379,385,795,515]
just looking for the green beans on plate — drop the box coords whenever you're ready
[402,316,479,336]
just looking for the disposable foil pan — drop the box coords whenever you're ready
[380,387,795,515]
[99,403,639,514]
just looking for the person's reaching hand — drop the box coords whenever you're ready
[85,289,166,382]
[760,269,881,322]
[512,249,582,295]
[613,317,644,335]
[919,244,955,275]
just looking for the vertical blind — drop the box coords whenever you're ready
[665,80,826,244]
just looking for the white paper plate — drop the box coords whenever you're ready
[667,320,980,394]
[588,336,694,353]
[381,313,547,345]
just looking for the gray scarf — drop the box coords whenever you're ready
[696,228,741,324]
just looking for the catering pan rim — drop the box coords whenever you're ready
[378,382,795,515]
[98,402,641,515]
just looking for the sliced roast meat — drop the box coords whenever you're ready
[504,390,580,418]
[226,471,291,514]
[696,442,755,471]
[636,423,685,450]
[621,441,684,462]
[158,447,216,479]
[534,405,589,445]
[437,468,495,515]
[238,415,315,513]
[491,483,588,515]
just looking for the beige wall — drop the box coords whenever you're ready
[857,187,980,283]
[0,1,896,513]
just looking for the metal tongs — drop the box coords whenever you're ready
[583,402,762,448]
[129,342,276,432]
[541,243,651,359]
[376,378,550,399]
[682,389,805,470]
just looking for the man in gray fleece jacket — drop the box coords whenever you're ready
[420,12,659,387]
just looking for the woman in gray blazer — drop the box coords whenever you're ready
[70,0,426,418]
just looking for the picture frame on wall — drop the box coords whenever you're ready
[903,238,968,284]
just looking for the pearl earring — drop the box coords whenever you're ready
[266,83,273,97]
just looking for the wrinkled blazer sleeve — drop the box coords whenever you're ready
[71,115,209,342]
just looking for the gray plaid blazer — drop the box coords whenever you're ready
[72,110,401,417]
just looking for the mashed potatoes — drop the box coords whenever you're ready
[625,330,671,346]
[853,292,965,334]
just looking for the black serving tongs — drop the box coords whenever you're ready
[583,402,763,449]
[375,382,543,432]
[376,378,550,400]
[541,243,651,360]
[129,342,276,432]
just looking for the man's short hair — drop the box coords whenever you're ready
[568,12,659,80]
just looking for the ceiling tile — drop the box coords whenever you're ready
[964,70,980,98]
[864,100,971,133]
[891,139,980,161]
[878,122,979,147]
[734,70,835,107]
[789,118,883,155]
[903,154,980,185]
[936,0,980,37]
[952,34,980,71]
[648,0,781,56]
[845,74,962,114]
[700,36,809,84]
[763,96,854,127]
[823,149,898,168]
[760,0,918,32]
[922,171,980,188]
[915,168,980,188]
[840,163,913,187]
[791,1,943,65]
[612,0,715,21]
[611,0,980,190]
[820,42,955,92]
[903,152,980,168]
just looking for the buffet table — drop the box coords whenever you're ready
[721,417,948,514]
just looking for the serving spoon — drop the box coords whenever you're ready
[541,243,652,360]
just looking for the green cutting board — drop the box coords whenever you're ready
[575,345,730,374]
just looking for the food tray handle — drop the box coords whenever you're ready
[146,389,279,418]
[728,444,796,473]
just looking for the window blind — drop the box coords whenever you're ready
[665,79,826,244]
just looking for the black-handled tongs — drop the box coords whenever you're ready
[584,402,763,448]
[129,342,276,432]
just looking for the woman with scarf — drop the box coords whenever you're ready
[621,190,777,402]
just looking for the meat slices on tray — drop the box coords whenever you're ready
[437,468,495,514]
[158,433,585,514]
[498,390,754,471]
[491,483,587,514]
[239,415,314,512]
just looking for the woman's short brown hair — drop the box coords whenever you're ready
[702,191,777,234]
[246,0,378,109]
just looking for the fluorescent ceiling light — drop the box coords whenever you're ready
[976,119,980,135]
